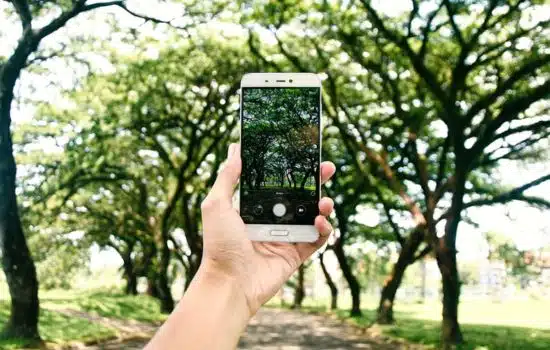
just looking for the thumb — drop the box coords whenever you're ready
[208,143,241,203]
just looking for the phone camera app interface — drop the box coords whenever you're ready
[241,87,320,225]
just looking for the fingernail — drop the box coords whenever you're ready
[227,143,235,159]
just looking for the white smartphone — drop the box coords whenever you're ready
[239,73,322,242]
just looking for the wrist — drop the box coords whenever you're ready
[193,261,253,321]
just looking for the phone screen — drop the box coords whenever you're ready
[240,87,321,225]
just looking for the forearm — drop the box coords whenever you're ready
[144,268,251,350]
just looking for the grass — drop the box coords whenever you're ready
[274,298,550,350]
[2,285,549,349]
[0,291,166,349]
[0,300,116,349]
[73,291,167,324]
[39,290,168,324]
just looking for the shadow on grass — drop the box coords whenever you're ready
[285,305,550,350]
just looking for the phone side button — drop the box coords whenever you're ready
[270,230,289,236]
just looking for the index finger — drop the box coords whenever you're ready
[321,161,336,184]
[207,143,241,204]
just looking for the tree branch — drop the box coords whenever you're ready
[374,187,404,246]
[466,54,550,123]
[359,0,452,120]
[115,2,192,31]
[436,135,450,188]
[463,174,550,209]
[419,3,444,61]
[412,244,432,263]
[34,1,120,42]
[149,136,177,172]
[469,0,499,43]
[24,43,69,68]
[492,118,550,141]
[443,0,465,46]
[406,0,419,37]
[10,0,32,31]
[408,134,431,202]
[470,78,550,159]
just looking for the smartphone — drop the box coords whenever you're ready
[239,73,322,242]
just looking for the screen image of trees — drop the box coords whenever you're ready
[241,87,320,223]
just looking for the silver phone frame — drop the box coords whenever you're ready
[239,73,322,243]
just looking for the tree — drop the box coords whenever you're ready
[244,0,550,345]
[319,249,339,310]
[0,0,191,339]
[245,27,372,317]
[324,0,550,345]
[291,263,307,309]
[30,37,254,312]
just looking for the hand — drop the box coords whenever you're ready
[199,143,336,317]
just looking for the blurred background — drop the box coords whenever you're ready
[0,0,549,349]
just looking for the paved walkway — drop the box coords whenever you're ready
[69,308,423,349]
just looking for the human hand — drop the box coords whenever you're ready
[199,143,335,317]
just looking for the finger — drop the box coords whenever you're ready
[315,215,333,237]
[319,197,334,217]
[207,143,241,204]
[296,216,333,262]
[320,161,336,184]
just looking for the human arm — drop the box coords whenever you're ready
[144,143,335,349]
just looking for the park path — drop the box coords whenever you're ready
[60,308,424,349]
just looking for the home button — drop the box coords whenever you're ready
[272,203,287,217]
[270,230,289,236]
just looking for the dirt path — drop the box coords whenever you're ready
[238,308,423,350]
[64,308,423,349]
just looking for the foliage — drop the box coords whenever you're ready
[18,35,257,309]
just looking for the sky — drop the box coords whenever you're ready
[0,0,549,271]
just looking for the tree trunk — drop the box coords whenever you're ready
[156,242,174,313]
[319,253,338,310]
[146,274,159,298]
[377,229,423,324]
[437,247,462,347]
[0,42,41,340]
[125,273,138,295]
[292,265,305,309]
[333,241,361,316]
[436,165,467,347]
[300,169,313,190]
[122,258,138,295]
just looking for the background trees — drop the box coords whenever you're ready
[1,0,549,348]
[0,0,193,340]
[29,39,253,312]
[242,87,319,190]
[244,0,550,345]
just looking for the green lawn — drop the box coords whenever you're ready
[2,288,549,349]
[71,291,167,324]
[276,297,550,350]
[0,291,166,349]
[0,300,116,349]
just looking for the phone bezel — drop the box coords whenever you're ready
[239,73,322,243]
